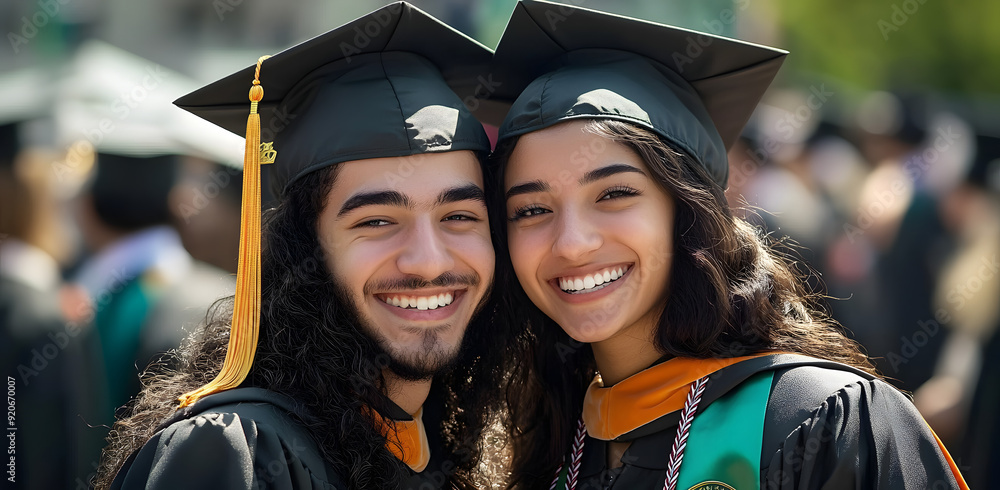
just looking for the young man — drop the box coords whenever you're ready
[96,4,511,489]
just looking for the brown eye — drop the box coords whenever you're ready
[598,185,640,201]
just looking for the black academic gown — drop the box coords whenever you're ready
[574,354,964,489]
[110,388,450,490]
[1,276,85,490]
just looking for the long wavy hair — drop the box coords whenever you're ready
[489,119,876,489]
[96,159,511,490]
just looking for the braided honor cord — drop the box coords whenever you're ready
[551,375,710,490]
[550,417,587,490]
[664,376,710,490]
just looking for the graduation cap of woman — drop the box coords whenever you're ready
[172,2,493,407]
[489,0,788,188]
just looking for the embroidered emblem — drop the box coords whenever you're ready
[259,142,277,164]
[687,482,736,490]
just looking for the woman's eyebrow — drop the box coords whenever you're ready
[579,163,645,185]
[505,180,550,200]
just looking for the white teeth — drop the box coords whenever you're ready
[559,265,630,293]
[382,292,455,310]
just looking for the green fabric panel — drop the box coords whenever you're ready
[676,371,774,490]
[95,277,153,411]
[554,460,569,489]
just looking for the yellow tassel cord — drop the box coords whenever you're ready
[178,56,271,408]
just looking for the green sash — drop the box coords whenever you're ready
[676,371,774,490]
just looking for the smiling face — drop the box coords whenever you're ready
[504,120,674,350]
[318,150,494,380]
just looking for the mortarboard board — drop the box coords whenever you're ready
[490,0,788,188]
[171,2,494,407]
[54,42,249,231]
[174,1,493,197]
[55,41,246,167]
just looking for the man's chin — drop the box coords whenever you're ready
[385,348,460,381]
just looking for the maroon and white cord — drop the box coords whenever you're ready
[663,375,709,490]
[550,417,587,490]
[552,375,710,490]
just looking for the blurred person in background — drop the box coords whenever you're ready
[54,41,239,481]
[168,157,242,274]
[0,75,84,489]
[916,133,1000,488]
[836,92,954,392]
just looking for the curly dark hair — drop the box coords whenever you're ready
[489,119,876,489]
[96,158,511,490]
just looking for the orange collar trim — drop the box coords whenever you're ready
[374,407,431,472]
[583,353,778,441]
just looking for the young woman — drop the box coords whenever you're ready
[490,2,968,489]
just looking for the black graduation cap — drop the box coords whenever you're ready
[0,67,55,167]
[171,2,493,408]
[490,0,788,187]
[175,1,493,197]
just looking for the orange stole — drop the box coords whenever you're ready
[374,407,431,472]
[583,353,779,441]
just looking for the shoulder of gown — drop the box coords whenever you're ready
[762,365,965,489]
[111,388,345,490]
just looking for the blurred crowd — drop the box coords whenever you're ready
[726,87,1000,485]
[1,1,998,489]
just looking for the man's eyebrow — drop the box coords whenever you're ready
[337,190,411,217]
[436,184,486,206]
[579,163,646,185]
[505,180,550,201]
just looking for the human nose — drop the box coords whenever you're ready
[396,218,455,279]
[550,207,603,262]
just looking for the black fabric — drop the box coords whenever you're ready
[110,388,341,490]
[174,2,494,197]
[90,153,179,231]
[0,122,19,165]
[0,276,83,490]
[572,355,963,489]
[110,387,452,490]
[489,0,787,188]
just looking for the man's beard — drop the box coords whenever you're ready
[332,271,492,381]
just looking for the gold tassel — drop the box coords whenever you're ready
[178,56,271,408]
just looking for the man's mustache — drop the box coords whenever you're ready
[364,272,480,295]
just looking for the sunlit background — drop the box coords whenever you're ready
[1,0,997,488]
